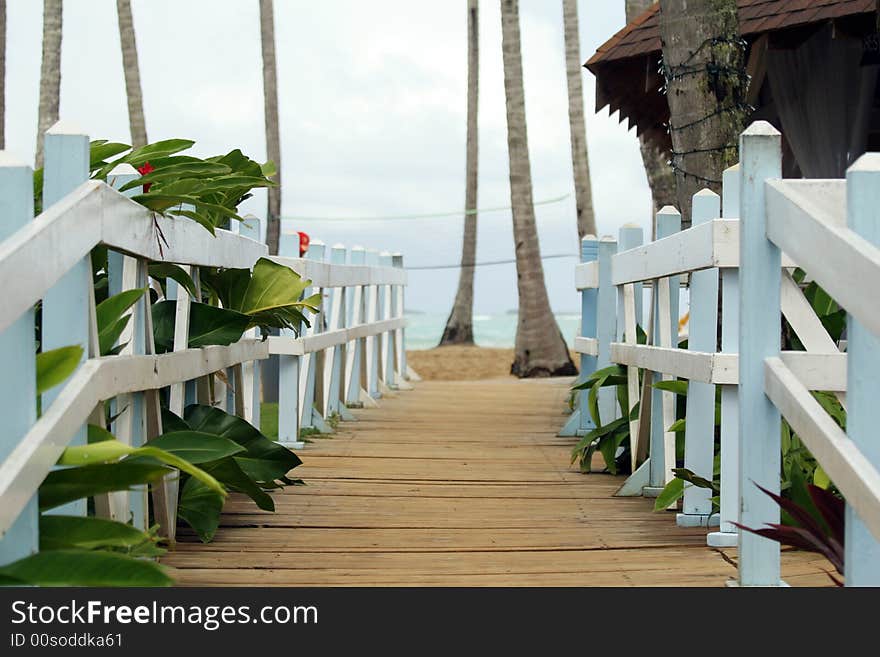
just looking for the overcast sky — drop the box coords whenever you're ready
[5,0,652,314]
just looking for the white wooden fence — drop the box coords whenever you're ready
[564,121,880,587]
[0,122,411,564]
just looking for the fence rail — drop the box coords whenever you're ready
[0,122,410,565]
[564,121,880,587]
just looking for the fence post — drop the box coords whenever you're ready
[0,153,39,563]
[708,164,741,547]
[646,206,682,494]
[278,232,305,449]
[391,253,409,387]
[617,224,644,339]
[300,240,331,432]
[678,189,720,527]
[844,154,880,586]
[364,248,381,399]
[345,246,367,406]
[104,164,143,524]
[559,235,599,436]
[239,215,262,428]
[379,251,395,390]
[737,121,783,586]
[596,236,618,424]
[618,224,644,469]
[41,121,90,517]
[324,244,350,420]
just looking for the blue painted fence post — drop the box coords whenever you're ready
[617,224,644,339]
[239,215,262,429]
[708,164,741,548]
[596,236,618,423]
[278,231,304,448]
[301,240,329,432]
[572,235,598,435]
[0,153,39,563]
[42,122,90,517]
[678,189,720,527]
[365,248,381,399]
[326,244,348,417]
[647,207,682,493]
[737,121,783,586]
[379,251,395,388]
[844,154,880,586]
[392,253,407,385]
[346,246,366,405]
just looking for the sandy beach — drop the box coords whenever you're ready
[407,346,580,381]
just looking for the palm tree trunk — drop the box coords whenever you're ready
[260,0,282,255]
[500,0,577,378]
[439,0,479,346]
[35,0,63,169]
[562,0,596,241]
[116,0,147,148]
[658,0,746,223]
[624,0,677,223]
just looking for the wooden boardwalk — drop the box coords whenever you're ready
[165,378,832,586]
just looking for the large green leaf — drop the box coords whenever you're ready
[653,380,689,395]
[653,477,685,511]
[124,139,195,166]
[0,549,172,587]
[118,162,233,191]
[152,300,251,352]
[39,463,171,511]
[240,258,312,315]
[36,345,84,395]
[178,476,225,543]
[201,458,274,512]
[147,431,245,464]
[184,405,302,478]
[59,435,226,496]
[95,288,146,355]
[39,515,162,554]
[149,262,198,299]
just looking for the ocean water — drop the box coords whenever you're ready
[406,312,582,350]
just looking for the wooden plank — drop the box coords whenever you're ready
[162,377,832,587]
[574,260,598,290]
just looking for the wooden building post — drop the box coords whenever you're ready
[239,215,263,428]
[708,164,741,547]
[678,189,720,527]
[364,248,381,399]
[737,121,783,586]
[0,153,39,563]
[844,153,880,586]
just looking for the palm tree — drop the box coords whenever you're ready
[35,0,63,168]
[658,0,746,222]
[561,0,596,241]
[116,0,147,148]
[624,0,676,222]
[259,0,282,255]
[0,0,6,150]
[439,0,479,346]
[500,0,577,378]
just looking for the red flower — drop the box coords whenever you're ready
[137,161,154,193]
[298,231,310,257]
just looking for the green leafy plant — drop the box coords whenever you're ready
[36,139,276,235]
[163,405,303,542]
